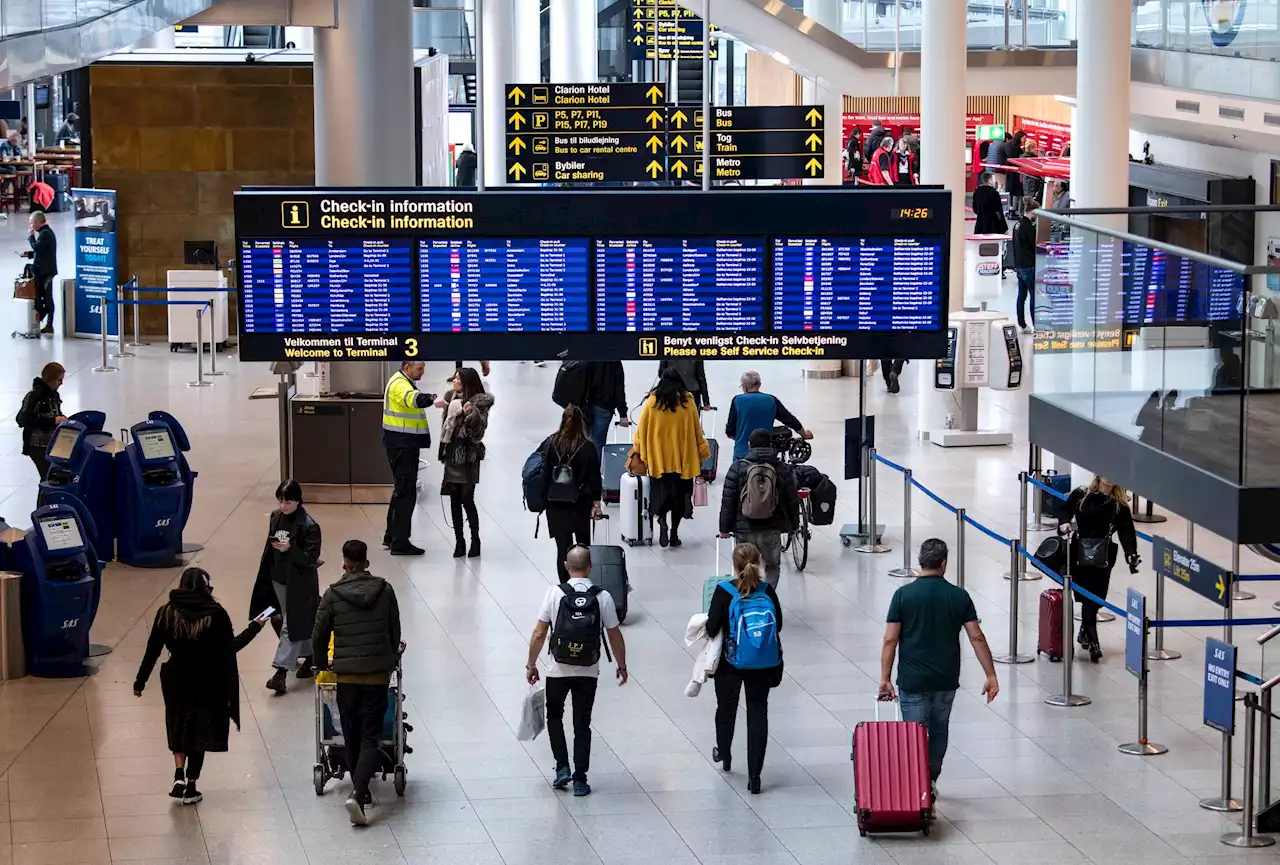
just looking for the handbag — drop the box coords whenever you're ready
[1075,498,1117,569]
[626,448,648,477]
[13,263,35,301]
[692,477,709,508]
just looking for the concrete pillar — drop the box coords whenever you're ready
[135,28,176,50]
[313,0,415,186]
[550,0,597,82]
[480,0,514,187]
[514,0,542,84]
[915,0,967,437]
[1072,0,1131,230]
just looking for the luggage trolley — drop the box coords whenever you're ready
[313,644,411,797]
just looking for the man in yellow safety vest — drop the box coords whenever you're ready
[382,360,436,556]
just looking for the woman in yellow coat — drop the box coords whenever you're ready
[634,367,711,547]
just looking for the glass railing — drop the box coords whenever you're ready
[836,0,1076,51]
[1031,210,1280,488]
[1134,0,1280,62]
[0,0,142,39]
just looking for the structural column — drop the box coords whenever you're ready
[915,0,967,436]
[550,0,597,82]
[1071,0,1131,228]
[314,0,415,186]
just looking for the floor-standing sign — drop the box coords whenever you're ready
[71,188,119,339]
[1204,637,1237,734]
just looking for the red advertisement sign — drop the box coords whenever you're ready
[1013,116,1072,155]
[842,112,993,144]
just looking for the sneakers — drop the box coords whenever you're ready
[181,781,202,805]
[345,794,368,826]
[169,773,185,799]
[389,544,425,556]
[887,371,901,394]
[552,765,572,790]
[572,780,591,797]
[266,668,287,695]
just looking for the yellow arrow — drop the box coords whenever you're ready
[1217,575,1227,601]
[645,160,663,179]
[634,20,644,30]
[670,109,689,128]
[646,85,664,104]
[509,137,527,154]
[507,86,526,104]
[645,135,664,154]
[671,159,688,178]
[508,163,527,179]
[804,157,822,177]
[508,112,526,129]
[670,135,688,153]
[804,107,822,126]
[634,34,644,44]
[645,110,664,129]
[805,133,822,152]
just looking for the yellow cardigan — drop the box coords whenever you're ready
[634,393,711,480]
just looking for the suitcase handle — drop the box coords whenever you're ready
[591,512,610,544]
[873,696,902,722]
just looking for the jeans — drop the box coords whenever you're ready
[587,404,614,460]
[336,683,389,798]
[1015,267,1036,329]
[737,529,783,586]
[545,676,598,782]
[271,582,311,669]
[898,689,957,782]
[714,665,772,778]
[384,445,420,548]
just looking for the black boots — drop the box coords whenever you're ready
[468,535,480,558]
[266,668,287,695]
[453,529,466,558]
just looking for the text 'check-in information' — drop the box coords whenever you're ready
[505,83,668,183]
[706,106,825,181]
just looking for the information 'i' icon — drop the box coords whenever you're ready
[281,201,309,229]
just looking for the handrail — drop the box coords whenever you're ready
[1258,625,1280,646]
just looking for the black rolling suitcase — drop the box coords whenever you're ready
[601,422,632,505]
[589,515,630,623]
[44,171,70,213]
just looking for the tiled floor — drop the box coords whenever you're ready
[1,211,1279,864]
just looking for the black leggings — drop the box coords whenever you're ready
[714,665,773,779]
[548,506,592,583]
[184,751,205,780]
[1073,563,1113,640]
[449,485,479,537]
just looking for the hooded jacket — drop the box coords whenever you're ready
[16,377,62,455]
[312,569,402,680]
[134,588,262,729]
[719,446,801,535]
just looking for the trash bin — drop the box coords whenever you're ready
[0,571,25,680]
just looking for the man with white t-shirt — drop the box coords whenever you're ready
[525,545,628,797]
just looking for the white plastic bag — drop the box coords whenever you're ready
[516,685,546,741]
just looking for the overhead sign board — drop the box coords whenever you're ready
[701,106,826,180]
[505,83,669,183]
[1152,535,1232,608]
[629,0,718,60]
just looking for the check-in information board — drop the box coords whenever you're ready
[234,187,951,362]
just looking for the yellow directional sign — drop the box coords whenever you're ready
[509,137,526,154]
[508,163,527,179]
[508,86,526,105]
[670,109,690,129]
[805,107,823,126]
[629,0,718,60]
[696,105,831,181]
[804,158,823,176]
[645,160,663,179]
[508,112,526,129]
[645,85,664,104]
[645,135,664,154]
[670,135,689,154]
[671,160,689,178]
[646,110,664,129]
[805,133,822,152]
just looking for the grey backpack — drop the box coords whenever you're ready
[739,460,778,520]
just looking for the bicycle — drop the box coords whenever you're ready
[772,427,813,572]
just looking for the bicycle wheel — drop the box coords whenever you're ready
[792,498,810,571]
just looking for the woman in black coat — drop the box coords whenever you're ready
[542,405,603,584]
[16,361,66,480]
[249,479,321,695]
[134,567,263,805]
[1058,476,1140,663]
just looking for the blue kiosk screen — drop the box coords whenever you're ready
[239,239,414,334]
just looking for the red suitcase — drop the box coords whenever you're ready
[1038,588,1064,661]
[852,701,931,837]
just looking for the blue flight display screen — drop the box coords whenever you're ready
[239,239,413,333]
[771,237,944,331]
[418,239,590,333]
[593,238,766,332]
[1122,242,1242,325]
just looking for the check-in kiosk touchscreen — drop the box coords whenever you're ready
[137,429,176,461]
[47,427,80,462]
[40,516,84,553]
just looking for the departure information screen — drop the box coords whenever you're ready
[771,237,943,332]
[240,239,414,334]
[420,239,590,333]
[234,188,953,361]
[594,239,765,332]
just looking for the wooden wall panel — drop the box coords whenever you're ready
[89,63,315,337]
[1009,95,1072,125]
[746,52,802,106]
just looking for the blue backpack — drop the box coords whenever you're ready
[720,580,780,670]
[522,446,551,514]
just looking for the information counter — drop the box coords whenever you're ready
[289,393,393,504]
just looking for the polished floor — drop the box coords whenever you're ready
[2,213,1280,864]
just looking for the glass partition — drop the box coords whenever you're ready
[838,0,1076,51]
[1031,215,1267,486]
[1134,0,1280,62]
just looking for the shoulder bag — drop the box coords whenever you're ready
[13,263,35,301]
[1075,498,1117,569]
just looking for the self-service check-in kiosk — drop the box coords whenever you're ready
[13,505,99,677]
[148,411,198,541]
[926,311,1029,447]
[116,421,186,568]
[38,417,122,563]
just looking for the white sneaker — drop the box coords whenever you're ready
[345,795,368,826]
[1020,326,1032,335]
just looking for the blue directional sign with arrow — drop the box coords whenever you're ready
[1153,535,1232,609]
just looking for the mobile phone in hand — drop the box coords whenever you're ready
[254,606,276,623]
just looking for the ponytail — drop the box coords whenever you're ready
[732,542,764,595]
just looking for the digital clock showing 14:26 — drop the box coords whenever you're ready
[892,207,933,220]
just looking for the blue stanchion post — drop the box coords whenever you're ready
[888,466,913,579]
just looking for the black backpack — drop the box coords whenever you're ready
[547,442,585,504]
[550,583,613,667]
[552,361,588,409]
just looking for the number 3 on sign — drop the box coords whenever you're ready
[404,338,418,358]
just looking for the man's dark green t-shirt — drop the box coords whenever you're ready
[886,574,978,692]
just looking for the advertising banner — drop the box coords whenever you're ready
[1013,116,1072,155]
[71,187,119,338]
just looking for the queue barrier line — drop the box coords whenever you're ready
[1234,574,1280,582]
[96,298,215,386]
[909,476,958,515]
[1135,529,1154,544]
[1026,474,1069,501]
[871,453,910,475]
[107,299,212,307]
[1151,617,1280,628]
[1017,543,1127,616]
[964,513,1012,548]
[1239,671,1266,687]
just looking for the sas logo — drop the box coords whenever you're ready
[976,262,1002,276]
[61,618,79,630]
[155,518,172,528]
[1202,1,1247,47]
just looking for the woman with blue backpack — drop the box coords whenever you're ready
[706,542,783,794]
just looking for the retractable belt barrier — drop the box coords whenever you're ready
[95,299,216,387]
